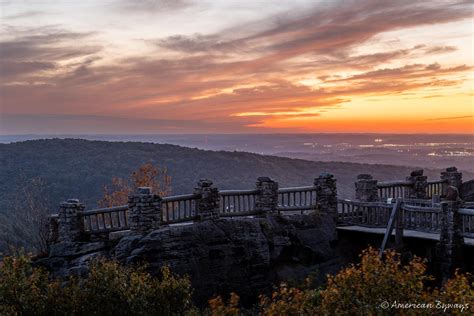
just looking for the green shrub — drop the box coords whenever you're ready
[0,251,51,315]
[0,253,196,316]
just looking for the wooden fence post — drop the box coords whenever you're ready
[379,199,402,256]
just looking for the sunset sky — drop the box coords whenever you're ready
[0,0,473,134]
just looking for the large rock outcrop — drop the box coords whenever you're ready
[39,213,338,305]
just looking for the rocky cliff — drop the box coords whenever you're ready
[38,213,338,305]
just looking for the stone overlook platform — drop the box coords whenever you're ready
[43,167,474,297]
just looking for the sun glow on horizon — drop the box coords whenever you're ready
[0,0,473,134]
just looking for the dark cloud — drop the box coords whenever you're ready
[0,27,101,82]
[0,61,55,78]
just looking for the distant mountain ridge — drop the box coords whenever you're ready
[2,138,472,213]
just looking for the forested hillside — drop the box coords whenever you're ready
[2,138,472,211]
[1,138,472,251]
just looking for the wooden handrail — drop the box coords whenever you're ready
[162,193,199,202]
[219,189,259,195]
[401,204,440,213]
[278,186,315,193]
[377,180,411,188]
[80,205,128,216]
[459,208,474,216]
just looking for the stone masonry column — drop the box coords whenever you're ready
[355,174,378,202]
[255,177,279,214]
[406,169,428,199]
[194,179,220,221]
[314,173,338,222]
[128,187,162,233]
[57,198,85,242]
[441,167,462,196]
[435,188,464,283]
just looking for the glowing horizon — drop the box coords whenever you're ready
[0,0,473,134]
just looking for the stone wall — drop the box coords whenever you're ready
[38,213,339,306]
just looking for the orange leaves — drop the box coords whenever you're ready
[209,292,240,316]
[98,162,172,207]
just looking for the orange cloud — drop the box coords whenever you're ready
[1,0,473,134]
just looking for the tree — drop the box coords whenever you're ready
[0,175,52,255]
[98,162,172,207]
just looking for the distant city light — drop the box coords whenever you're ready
[374,138,383,143]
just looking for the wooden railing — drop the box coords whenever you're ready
[401,204,441,232]
[337,199,392,227]
[427,180,446,198]
[161,194,200,224]
[278,186,317,212]
[459,208,474,238]
[377,181,410,200]
[79,185,319,234]
[219,189,260,216]
[76,180,473,238]
[402,198,438,207]
[82,205,129,233]
[338,199,474,238]
[377,179,447,200]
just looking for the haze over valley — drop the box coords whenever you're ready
[2,133,473,172]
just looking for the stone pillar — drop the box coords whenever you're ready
[355,174,378,202]
[128,187,162,233]
[441,167,462,196]
[406,169,428,199]
[435,187,464,283]
[255,177,279,214]
[57,198,85,242]
[314,173,338,221]
[194,179,220,221]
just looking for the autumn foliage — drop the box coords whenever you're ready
[209,247,474,315]
[0,252,196,316]
[1,248,472,315]
[98,162,172,207]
